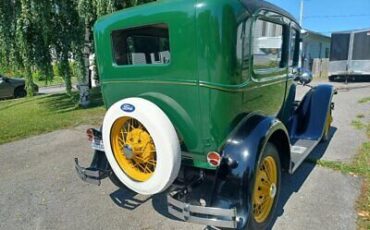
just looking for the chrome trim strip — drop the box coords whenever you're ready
[168,206,184,220]
[102,80,197,86]
[199,78,287,92]
[189,205,236,217]
[168,195,184,208]
[187,216,235,228]
[181,151,204,161]
[103,77,287,93]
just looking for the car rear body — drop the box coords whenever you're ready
[94,0,299,170]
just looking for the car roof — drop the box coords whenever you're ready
[241,0,299,25]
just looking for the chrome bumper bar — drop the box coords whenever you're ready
[167,191,237,228]
[74,158,108,185]
[74,148,110,186]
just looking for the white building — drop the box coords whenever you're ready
[301,30,331,70]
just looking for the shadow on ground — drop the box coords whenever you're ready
[109,188,152,210]
[38,91,104,113]
[108,127,337,228]
[108,186,178,221]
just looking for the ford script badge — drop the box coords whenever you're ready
[121,103,135,112]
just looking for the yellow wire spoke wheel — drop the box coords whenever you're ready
[253,156,278,223]
[322,110,333,142]
[110,117,156,182]
[324,111,333,136]
[103,97,181,195]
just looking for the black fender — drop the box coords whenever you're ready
[288,84,335,140]
[210,114,290,229]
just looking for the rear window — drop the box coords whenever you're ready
[111,24,170,65]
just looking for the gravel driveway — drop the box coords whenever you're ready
[0,82,368,230]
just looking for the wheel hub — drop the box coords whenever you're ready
[123,144,134,159]
[269,183,276,198]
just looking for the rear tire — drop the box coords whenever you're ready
[246,142,281,230]
[102,97,181,195]
[321,107,333,143]
[109,171,127,188]
[14,87,26,98]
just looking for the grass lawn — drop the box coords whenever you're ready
[0,89,105,144]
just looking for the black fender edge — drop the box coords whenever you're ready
[210,114,290,229]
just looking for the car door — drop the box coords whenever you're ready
[0,77,12,98]
[249,12,290,116]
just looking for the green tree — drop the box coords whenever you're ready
[0,0,154,99]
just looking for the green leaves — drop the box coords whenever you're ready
[0,0,154,97]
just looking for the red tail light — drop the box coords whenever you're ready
[207,152,221,167]
[86,128,94,141]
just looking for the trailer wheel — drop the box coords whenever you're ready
[247,143,281,230]
[102,97,181,195]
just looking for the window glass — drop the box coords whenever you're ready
[253,19,283,71]
[289,29,299,66]
[236,19,251,81]
[112,24,170,65]
[330,33,350,61]
[352,31,370,60]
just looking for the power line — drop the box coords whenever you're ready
[304,14,370,19]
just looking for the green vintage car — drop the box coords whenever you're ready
[75,0,335,229]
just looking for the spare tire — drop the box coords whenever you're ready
[102,97,181,195]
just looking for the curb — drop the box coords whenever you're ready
[335,84,370,91]
[312,80,370,91]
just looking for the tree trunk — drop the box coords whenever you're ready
[25,66,34,97]
[79,20,91,107]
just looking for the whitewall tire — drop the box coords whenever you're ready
[102,97,181,195]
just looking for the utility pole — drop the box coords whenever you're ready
[299,0,304,68]
[299,0,304,27]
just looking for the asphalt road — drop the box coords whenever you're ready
[39,85,75,95]
[0,82,368,230]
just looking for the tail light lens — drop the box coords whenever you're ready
[86,128,94,141]
[207,151,221,167]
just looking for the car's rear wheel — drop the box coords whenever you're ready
[14,87,26,98]
[102,97,181,195]
[321,109,333,142]
[246,142,281,230]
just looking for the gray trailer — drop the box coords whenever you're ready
[329,28,370,81]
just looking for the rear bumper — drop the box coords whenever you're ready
[74,150,110,185]
[167,190,237,228]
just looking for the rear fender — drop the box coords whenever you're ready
[210,114,290,228]
[289,84,335,140]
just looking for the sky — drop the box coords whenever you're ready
[266,0,370,34]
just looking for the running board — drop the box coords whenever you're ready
[289,139,319,173]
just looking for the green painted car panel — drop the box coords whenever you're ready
[94,0,293,170]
